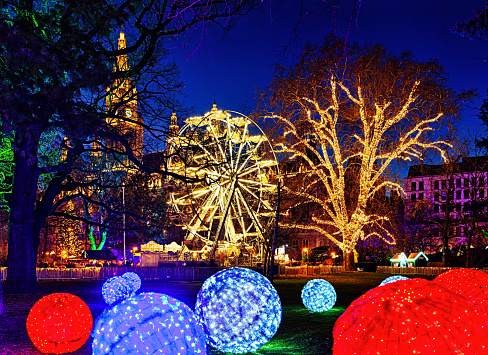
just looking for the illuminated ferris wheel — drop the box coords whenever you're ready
[167,105,279,260]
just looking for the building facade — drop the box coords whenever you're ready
[404,157,488,248]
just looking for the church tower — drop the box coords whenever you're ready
[105,30,144,159]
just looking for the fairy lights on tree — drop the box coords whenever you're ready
[259,37,471,270]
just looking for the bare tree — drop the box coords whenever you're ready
[257,37,471,271]
[0,0,262,293]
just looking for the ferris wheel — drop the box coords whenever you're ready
[167,106,279,260]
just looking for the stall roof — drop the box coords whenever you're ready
[83,250,117,260]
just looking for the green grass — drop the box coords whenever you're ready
[1,273,436,354]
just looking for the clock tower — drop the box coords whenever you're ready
[105,30,143,159]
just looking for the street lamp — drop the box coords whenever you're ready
[122,185,126,265]
[303,248,309,275]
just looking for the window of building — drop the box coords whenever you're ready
[411,181,417,191]
[456,190,461,200]
[456,178,462,188]
[464,189,469,199]
[302,239,309,248]
[472,176,477,187]
[480,175,486,187]
[435,204,440,213]
[442,180,448,190]
[292,239,299,247]
[434,180,440,190]
[464,177,469,187]
[418,193,424,200]
[434,193,439,201]
[418,181,424,191]
[411,193,416,202]
[480,189,485,199]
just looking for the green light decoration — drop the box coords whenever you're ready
[0,131,14,211]
[483,229,488,239]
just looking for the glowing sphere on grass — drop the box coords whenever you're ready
[101,272,141,306]
[92,292,206,355]
[122,271,141,292]
[26,293,93,354]
[379,275,409,286]
[434,268,488,322]
[301,279,336,312]
[195,267,282,353]
[333,278,488,354]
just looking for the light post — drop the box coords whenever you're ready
[122,185,126,266]
[303,248,309,275]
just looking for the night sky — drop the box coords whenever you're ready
[170,0,487,136]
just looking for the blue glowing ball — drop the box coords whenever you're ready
[195,267,282,353]
[101,276,134,306]
[92,292,206,355]
[301,279,337,312]
[101,272,142,306]
[379,275,409,286]
[122,272,141,293]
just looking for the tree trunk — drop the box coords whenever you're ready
[0,284,6,315]
[4,131,42,294]
[343,250,355,271]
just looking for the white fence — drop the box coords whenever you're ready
[376,266,454,276]
[280,265,344,276]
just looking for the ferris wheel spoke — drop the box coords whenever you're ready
[207,119,230,170]
[232,192,248,241]
[235,139,264,176]
[235,188,266,241]
[235,122,249,170]
[237,181,274,212]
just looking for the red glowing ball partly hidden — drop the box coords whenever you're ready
[333,278,488,355]
[434,268,488,322]
[26,293,93,354]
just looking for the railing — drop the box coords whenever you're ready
[280,265,344,276]
[0,267,221,282]
[376,266,454,276]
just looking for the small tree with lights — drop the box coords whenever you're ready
[258,36,472,271]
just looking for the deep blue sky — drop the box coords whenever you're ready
[170,0,487,135]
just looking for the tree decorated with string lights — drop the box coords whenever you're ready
[258,36,471,270]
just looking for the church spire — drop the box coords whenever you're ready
[169,112,179,138]
[116,30,129,72]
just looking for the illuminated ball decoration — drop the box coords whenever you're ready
[101,272,142,306]
[26,293,93,354]
[333,278,488,354]
[195,267,282,353]
[379,275,409,286]
[434,268,488,322]
[101,276,133,306]
[92,292,206,355]
[122,272,142,293]
[301,279,337,312]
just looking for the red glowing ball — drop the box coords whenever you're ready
[333,278,488,354]
[26,293,93,354]
[434,268,488,322]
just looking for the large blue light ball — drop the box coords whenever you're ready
[195,267,282,353]
[379,275,409,286]
[92,292,206,355]
[301,279,337,312]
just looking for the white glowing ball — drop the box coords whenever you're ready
[195,267,282,353]
[301,279,337,312]
[379,275,409,286]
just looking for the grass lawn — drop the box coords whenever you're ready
[0,273,435,354]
